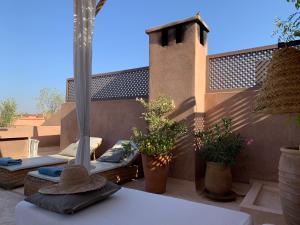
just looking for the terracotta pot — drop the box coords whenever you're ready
[142,154,171,194]
[279,147,300,225]
[205,161,232,195]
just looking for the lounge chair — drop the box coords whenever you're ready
[24,140,143,196]
[16,188,253,225]
[0,137,102,189]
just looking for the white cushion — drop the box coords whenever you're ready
[58,137,102,157]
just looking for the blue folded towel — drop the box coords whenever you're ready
[38,167,64,177]
[0,157,22,166]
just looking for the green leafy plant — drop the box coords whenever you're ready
[126,96,187,156]
[195,118,245,166]
[273,0,300,41]
[0,98,18,127]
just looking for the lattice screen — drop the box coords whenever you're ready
[194,113,205,131]
[208,47,277,91]
[66,67,149,102]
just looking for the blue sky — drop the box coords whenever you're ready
[0,0,295,113]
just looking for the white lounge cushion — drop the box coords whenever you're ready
[28,160,124,183]
[15,188,253,225]
[0,155,73,172]
[58,137,102,157]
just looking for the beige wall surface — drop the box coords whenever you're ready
[42,110,61,126]
[204,90,300,182]
[0,138,29,158]
[148,21,208,181]
[60,100,147,157]
[0,126,60,158]
[14,118,45,126]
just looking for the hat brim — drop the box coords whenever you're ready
[39,176,107,195]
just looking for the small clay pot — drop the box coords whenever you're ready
[205,161,232,195]
[142,154,171,194]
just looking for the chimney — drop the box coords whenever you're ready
[146,15,209,181]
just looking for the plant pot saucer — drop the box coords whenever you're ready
[204,189,236,202]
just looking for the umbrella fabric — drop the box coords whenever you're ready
[73,0,96,171]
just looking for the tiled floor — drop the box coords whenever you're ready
[1,178,252,225]
[0,188,24,225]
[124,178,249,211]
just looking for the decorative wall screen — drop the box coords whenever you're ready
[66,67,149,102]
[208,46,277,91]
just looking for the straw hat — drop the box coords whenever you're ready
[255,47,300,114]
[39,165,107,195]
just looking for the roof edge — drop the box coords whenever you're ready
[145,15,210,34]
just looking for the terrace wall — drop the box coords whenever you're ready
[0,126,60,158]
[202,44,300,182]
[64,43,300,183]
[205,90,300,182]
[60,100,147,158]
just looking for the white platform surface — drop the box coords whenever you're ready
[15,188,252,225]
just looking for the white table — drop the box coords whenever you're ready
[16,188,252,225]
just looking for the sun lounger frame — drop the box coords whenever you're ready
[0,162,66,190]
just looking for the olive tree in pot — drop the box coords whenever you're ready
[126,96,187,194]
[195,118,245,196]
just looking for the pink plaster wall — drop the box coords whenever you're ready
[204,90,300,182]
[60,100,147,158]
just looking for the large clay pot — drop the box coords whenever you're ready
[142,154,171,194]
[279,147,300,225]
[205,161,232,195]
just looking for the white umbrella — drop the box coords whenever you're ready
[73,0,107,171]
[73,0,96,171]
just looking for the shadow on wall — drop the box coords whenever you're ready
[203,88,300,182]
[60,97,198,181]
[167,97,197,181]
[60,99,147,158]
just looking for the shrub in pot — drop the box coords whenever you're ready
[125,96,187,194]
[195,118,245,196]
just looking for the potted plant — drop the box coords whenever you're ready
[126,96,187,194]
[195,118,245,196]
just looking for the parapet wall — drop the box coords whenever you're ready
[0,126,60,158]
[204,90,300,182]
[60,100,147,158]
[63,26,300,183]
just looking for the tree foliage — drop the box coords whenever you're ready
[274,0,300,41]
[36,88,64,117]
[126,96,187,156]
[0,98,18,127]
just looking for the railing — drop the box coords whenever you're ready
[66,67,149,102]
[207,40,300,92]
[207,45,277,92]
[66,41,300,100]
